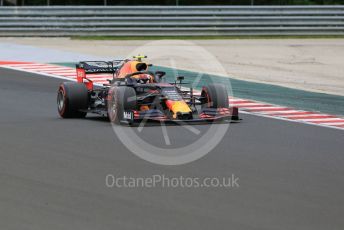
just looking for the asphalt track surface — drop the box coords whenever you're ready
[0,68,343,230]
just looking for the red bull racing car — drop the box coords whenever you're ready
[57,55,239,125]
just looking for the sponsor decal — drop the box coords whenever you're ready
[123,111,133,120]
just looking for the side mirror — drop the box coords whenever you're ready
[177,76,184,81]
[155,71,166,78]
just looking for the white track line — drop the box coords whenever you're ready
[318,122,344,125]
[233,103,271,107]
[299,118,344,122]
[240,111,344,131]
[23,67,73,71]
[282,114,335,118]
[263,110,308,115]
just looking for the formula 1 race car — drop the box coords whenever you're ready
[57,55,239,125]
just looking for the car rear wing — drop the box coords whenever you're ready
[76,60,125,90]
[76,61,123,74]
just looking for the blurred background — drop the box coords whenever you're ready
[2,0,344,6]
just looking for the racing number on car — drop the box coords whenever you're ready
[123,111,133,120]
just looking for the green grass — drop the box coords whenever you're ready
[71,35,344,40]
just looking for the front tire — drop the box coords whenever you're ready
[108,86,136,124]
[201,83,229,109]
[57,82,88,118]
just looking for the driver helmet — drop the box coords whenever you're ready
[131,61,148,72]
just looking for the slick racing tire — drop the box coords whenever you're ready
[57,82,88,118]
[201,83,229,109]
[108,86,137,124]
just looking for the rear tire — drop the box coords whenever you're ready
[201,83,229,109]
[57,82,88,118]
[108,86,136,124]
